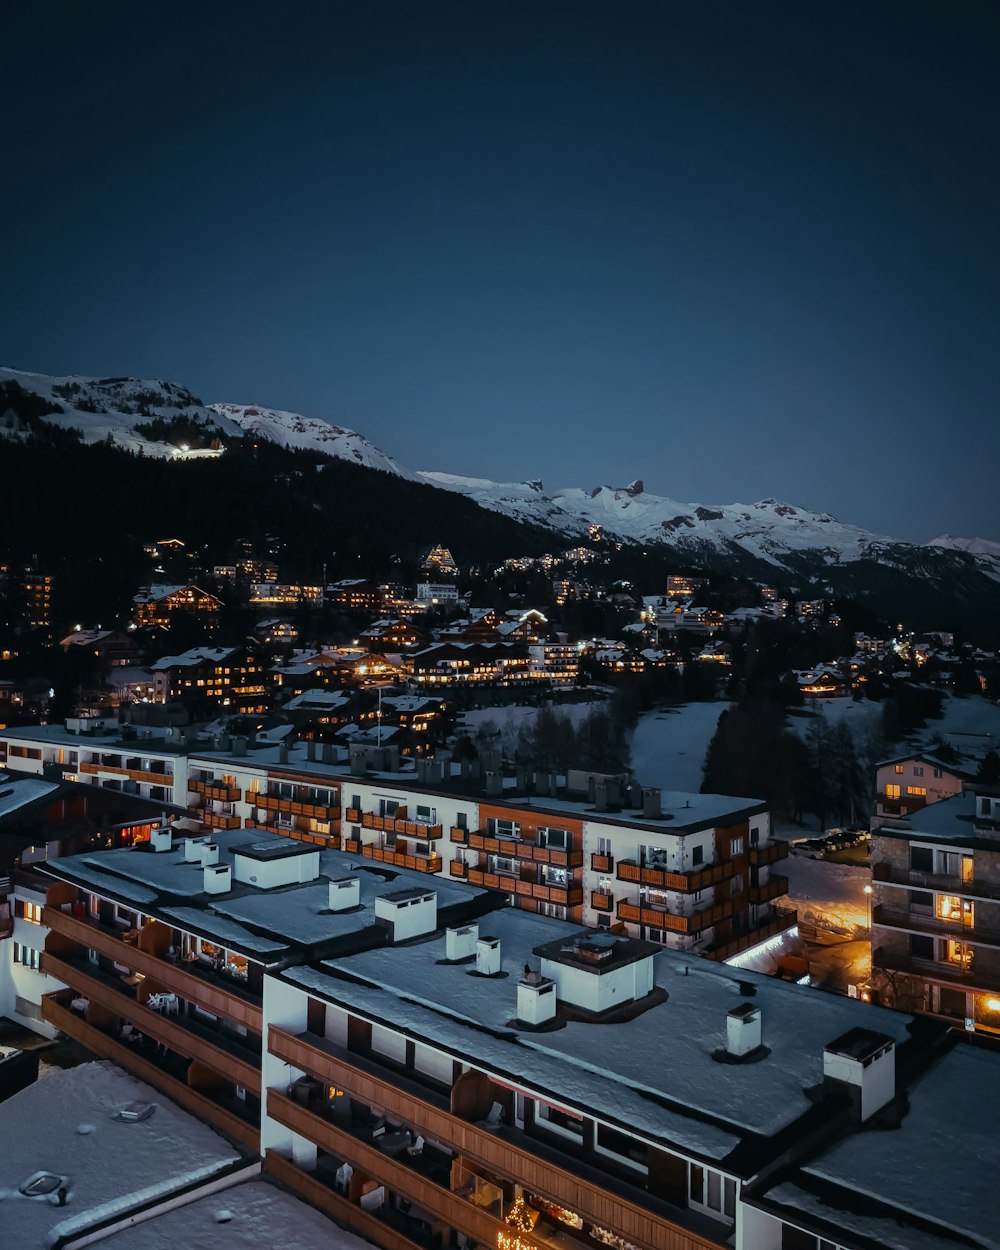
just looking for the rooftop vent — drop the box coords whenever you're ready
[484,770,503,798]
[374,889,437,943]
[113,1100,156,1122]
[199,842,220,867]
[445,923,478,962]
[823,1028,896,1121]
[150,823,173,853]
[642,787,661,819]
[184,835,210,863]
[203,863,232,895]
[328,877,361,912]
[517,975,557,1026]
[476,936,502,976]
[726,1003,762,1058]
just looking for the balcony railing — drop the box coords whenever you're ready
[268,1028,721,1250]
[40,951,261,1093]
[465,870,582,908]
[872,950,1000,994]
[706,908,798,962]
[360,845,443,874]
[872,906,1000,948]
[203,810,241,831]
[873,862,993,899]
[616,860,737,893]
[256,793,340,822]
[190,779,241,802]
[748,842,788,867]
[616,898,736,933]
[591,891,614,912]
[80,762,173,787]
[42,992,258,1150]
[591,853,614,873]
[43,905,262,1028]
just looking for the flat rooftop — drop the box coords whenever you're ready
[42,830,487,962]
[878,790,999,845]
[765,1045,1000,1250]
[0,1060,241,1249]
[283,907,915,1165]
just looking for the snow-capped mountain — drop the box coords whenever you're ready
[209,402,416,479]
[0,366,243,456]
[417,473,894,568]
[929,535,1000,581]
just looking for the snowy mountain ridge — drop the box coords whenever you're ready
[3,366,996,579]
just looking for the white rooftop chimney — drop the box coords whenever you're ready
[150,824,173,853]
[446,923,479,962]
[199,842,220,866]
[185,836,210,863]
[203,863,232,895]
[823,1029,896,1121]
[476,936,502,976]
[726,1003,762,1057]
[329,877,361,912]
[518,976,557,1026]
[374,890,437,943]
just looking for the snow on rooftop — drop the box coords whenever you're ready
[803,1045,1000,1250]
[0,1061,240,1249]
[0,777,59,819]
[94,1178,375,1250]
[300,912,912,1149]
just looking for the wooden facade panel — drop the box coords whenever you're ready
[43,905,263,1030]
[40,952,261,1093]
[268,1028,717,1250]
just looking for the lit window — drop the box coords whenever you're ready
[906,786,927,796]
[894,765,905,775]
[885,784,901,799]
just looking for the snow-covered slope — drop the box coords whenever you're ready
[210,402,416,478]
[418,473,893,568]
[0,366,240,456]
[929,535,1000,582]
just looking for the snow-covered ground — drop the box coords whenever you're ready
[785,697,882,740]
[97,1178,374,1250]
[781,854,871,935]
[630,702,726,791]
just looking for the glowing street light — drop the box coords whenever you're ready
[864,883,873,929]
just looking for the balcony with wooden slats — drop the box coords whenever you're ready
[747,841,788,867]
[616,860,737,893]
[190,779,242,802]
[615,898,736,934]
[748,875,788,905]
[43,905,262,1029]
[268,1028,723,1250]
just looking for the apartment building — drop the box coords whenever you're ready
[869,786,1000,1034]
[132,583,223,628]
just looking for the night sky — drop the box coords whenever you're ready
[4,2,999,542]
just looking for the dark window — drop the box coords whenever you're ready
[692,845,704,866]
[910,934,935,960]
[910,847,933,872]
[938,987,966,1019]
[911,891,933,908]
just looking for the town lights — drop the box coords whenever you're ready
[497,1193,535,1250]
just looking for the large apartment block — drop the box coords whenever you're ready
[1,721,793,964]
[31,824,1000,1250]
[870,785,1000,1034]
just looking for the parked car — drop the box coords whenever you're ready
[792,838,827,859]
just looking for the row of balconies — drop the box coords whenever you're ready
[80,761,172,786]
[616,897,736,934]
[189,779,241,802]
[706,908,798,962]
[250,819,342,849]
[749,875,788,904]
[267,1028,710,1250]
[256,792,340,822]
[748,841,789,867]
[360,845,444,874]
[873,905,1000,948]
[202,809,241,831]
[361,812,444,839]
[616,859,738,893]
[873,862,992,898]
[449,865,583,907]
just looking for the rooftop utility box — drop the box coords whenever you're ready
[233,840,320,889]
[328,877,361,912]
[374,889,437,943]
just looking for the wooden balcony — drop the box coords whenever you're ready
[872,862,993,899]
[872,950,1000,994]
[615,898,736,934]
[749,875,788,905]
[591,853,614,873]
[42,993,258,1150]
[43,905,262,1030]
[256,792,340,822]
[253,821,341,849]
[268,1091,521,1250]
[264,1151,427,1250]
[268,1028,719,1250]
[591,891,614,912]
[449,826,469,844]
[360,845,443,874]
[190,779,241,802]
[203,810,241,831]
[616,860,737,893]
[466,871,582,908]
[80,762,173,787]
[449,861,468,879]
[346,808,362,823]
[748,841,788,867]
[40,951,261,1093]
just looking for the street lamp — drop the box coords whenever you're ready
[864,884,873,930]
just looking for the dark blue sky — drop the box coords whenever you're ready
[4,2,999,542]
